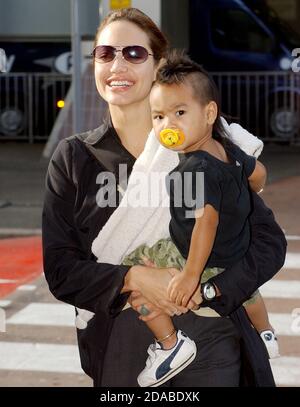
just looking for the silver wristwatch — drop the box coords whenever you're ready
[201,282,217,301]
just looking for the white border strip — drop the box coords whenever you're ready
[16,285,37,292]
[0,300,11,308]
[7,303,75,327]
[286,235,300,241]
[271,357,300,386]
[0,279,17,284]
[0,228,41,236]
[0,342,82,373]
[283,253,300,269]
[260,280,300,298]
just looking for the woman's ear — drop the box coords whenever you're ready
[206,101,218,125]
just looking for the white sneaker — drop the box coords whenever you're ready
[137,330,197,387]
[260,330,280,359]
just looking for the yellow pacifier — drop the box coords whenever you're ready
[159,128,185,147]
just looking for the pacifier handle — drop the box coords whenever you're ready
[159,128,185,147]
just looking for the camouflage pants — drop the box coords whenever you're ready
[122,237,259,306]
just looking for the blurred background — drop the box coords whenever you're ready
[0,0,299,387]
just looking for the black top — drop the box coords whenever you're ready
[42,119,135,315]
[167,142,256,267]
[42,118,286,386]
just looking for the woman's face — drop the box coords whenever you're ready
[94,21,157,107]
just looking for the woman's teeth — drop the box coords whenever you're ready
[109,81,133,87]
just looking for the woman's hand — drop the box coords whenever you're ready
[140,256,203,311]
[124,258,189,315]
[167,272,200,307]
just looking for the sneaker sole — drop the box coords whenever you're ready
[148,350,197,387]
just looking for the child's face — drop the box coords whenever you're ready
[150,81,215,152]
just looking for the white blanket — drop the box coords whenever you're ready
[75,120,263,329]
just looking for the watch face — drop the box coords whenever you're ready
[205,284,216,300]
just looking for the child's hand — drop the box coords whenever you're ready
[167,272,200,307]
[191,284,202,307]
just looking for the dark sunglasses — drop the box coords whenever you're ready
[92,45,154,64]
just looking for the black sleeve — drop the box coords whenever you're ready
[42,139,130,316]
[193,165,222,213]
[202,192,287,316]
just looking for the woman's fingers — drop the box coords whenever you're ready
[129,266,196,313]
[131,300,150,313]
[129,290,141,301]
[174,309,182,316]
[139,309,162,322]
[132,290,141,296]
[168,267,181,278]
[128,292,166,321]
[131,266,189,312]
[161,299,188,316]
[140,256,155,267]
[129,295,143,310]
[128,292,156,315]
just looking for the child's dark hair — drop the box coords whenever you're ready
[155,50,229,146]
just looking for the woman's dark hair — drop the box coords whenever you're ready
[94,8,169,63]
[155,50,230,145]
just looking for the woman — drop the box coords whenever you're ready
[42,8,286,387]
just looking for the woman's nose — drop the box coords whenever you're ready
[110,53,128,73]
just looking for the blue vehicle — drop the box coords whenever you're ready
[0,41,71,138]
[189,0,300,141]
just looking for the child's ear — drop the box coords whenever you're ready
[206,102,218,125]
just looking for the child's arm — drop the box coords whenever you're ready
[248,160,267,193]
[167,204,219,307]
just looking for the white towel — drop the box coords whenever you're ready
[221,118,264,158]
[91,129,176,263]
[75,119,264,329]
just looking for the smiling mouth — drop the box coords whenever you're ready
[108,80,134,88]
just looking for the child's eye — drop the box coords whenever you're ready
[175,110,185,116]
[153,114,163,120]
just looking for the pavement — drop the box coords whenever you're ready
[0,140,299,387]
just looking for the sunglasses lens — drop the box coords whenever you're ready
[93,46,115,62]
[123,46,149,64]
[93,45,151,64]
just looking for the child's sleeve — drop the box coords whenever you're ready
[193,163,222,213]
[233,144,256,177]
